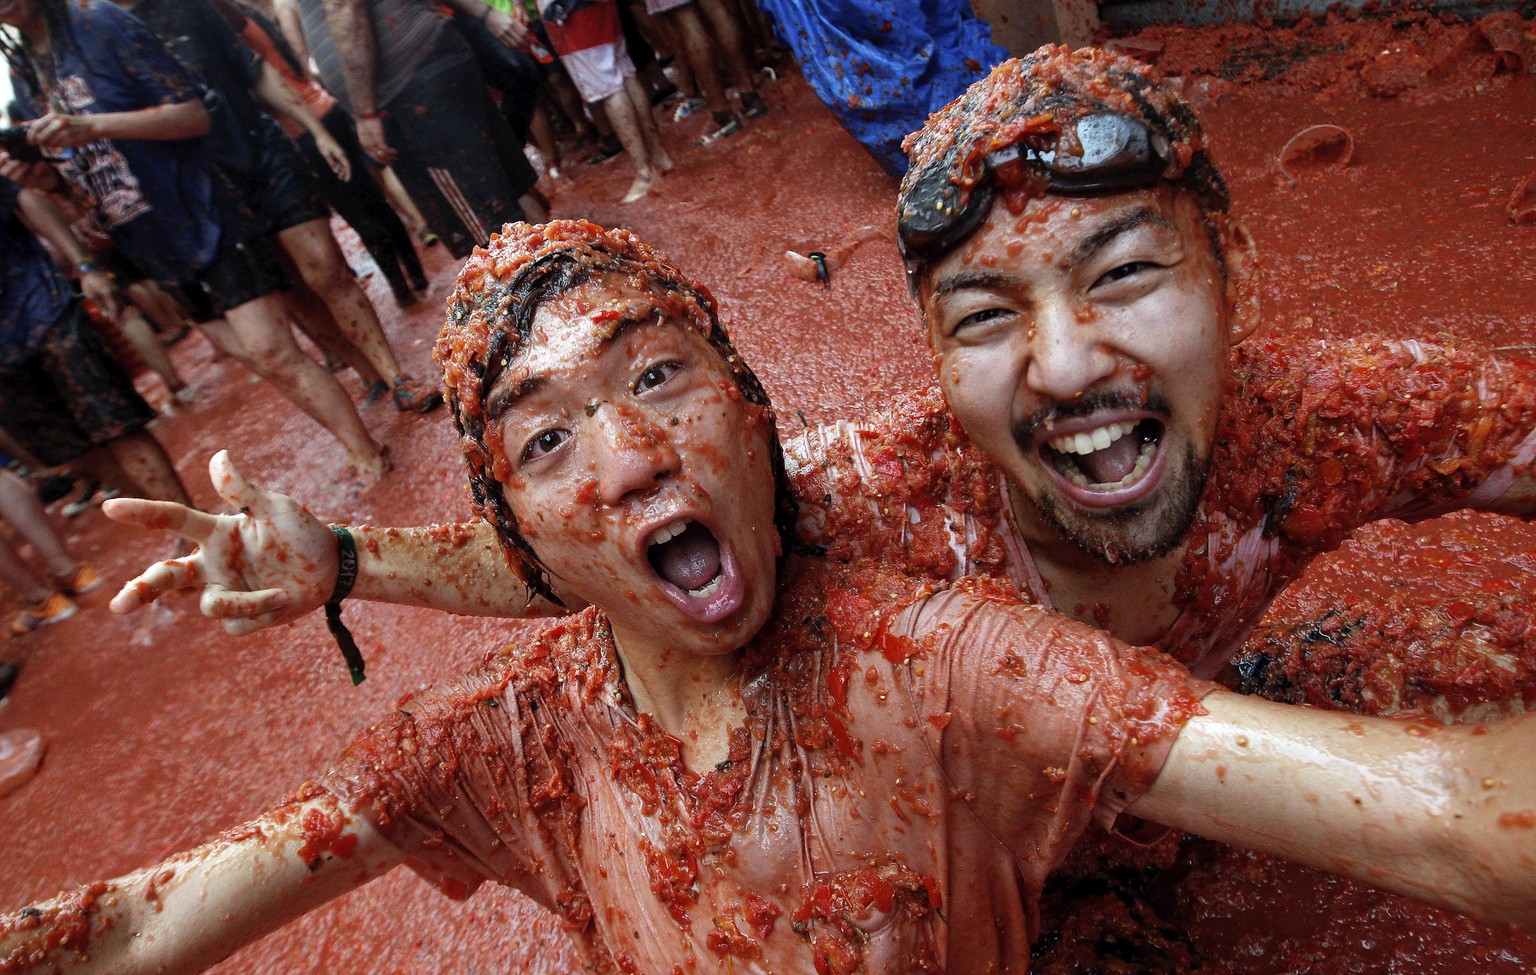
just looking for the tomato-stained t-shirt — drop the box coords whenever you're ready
[784,337,1536,679]
[321,560,1208,975]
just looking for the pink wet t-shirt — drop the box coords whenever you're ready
[323,561,1208,974]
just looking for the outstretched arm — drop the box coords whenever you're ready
[1130,690,1536,929]
[0,790,402,974]
[105,451,558,634]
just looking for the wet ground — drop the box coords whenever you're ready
[1,9,1534,972]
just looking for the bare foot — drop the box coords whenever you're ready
[621,171,658,204]
[656,150,674,174]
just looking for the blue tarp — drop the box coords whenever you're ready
[758,0,1008,175]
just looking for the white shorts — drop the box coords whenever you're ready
[645,0,692,14]
[561,39,637,103]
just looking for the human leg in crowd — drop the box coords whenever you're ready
[378,30,536,259]
[601,75,672,202]
[200,293,386,476]
[653,1,736,140]
[297,109,428,307]
[0,468,87,609]
[371,166,437,246]
[103,303,190,404]
[279,280,384,388]
[694,0,765,118]
[0,304,194,509]
[273,219,441,412]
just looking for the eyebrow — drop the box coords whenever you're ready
[484,374,546,422]
[481,310,669,421]
[1065,206,1176,268]
[928,206,1177,302]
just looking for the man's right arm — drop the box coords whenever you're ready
[319,0,396,163]
[0,791,402,974]
[105,452,558,634]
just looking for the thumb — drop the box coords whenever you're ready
[208,450,273,515]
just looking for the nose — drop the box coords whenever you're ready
[1020,297,1118,401]
[589,406,680,507]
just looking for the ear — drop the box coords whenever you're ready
[1219,216,1262,345]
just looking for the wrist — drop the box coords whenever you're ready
[74,260,103,278]
[355,108,385,122]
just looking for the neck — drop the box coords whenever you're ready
[610,629,745,771]
[1009,489,1185,646]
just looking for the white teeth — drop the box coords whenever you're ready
[1048,421,1133,456]
[1059,439,1156,490]
[647,519,691,547]
[688,577,723,599]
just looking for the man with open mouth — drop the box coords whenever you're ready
[9,219,1536,975]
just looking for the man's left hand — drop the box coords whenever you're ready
[314,130,352,181]
[485,6,528,48]
[27,112,100,149]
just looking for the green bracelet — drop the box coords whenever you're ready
[324,526,367,685]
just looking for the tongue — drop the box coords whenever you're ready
[652,522,722,591]
[1076,435,1143,485]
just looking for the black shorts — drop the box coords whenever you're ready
[178,235,288,323]
[0,302,156,466]
[224,122,331,236]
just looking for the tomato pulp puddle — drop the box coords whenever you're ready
[0,7,1533,973]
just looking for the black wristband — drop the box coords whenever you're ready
[325,526,366,685]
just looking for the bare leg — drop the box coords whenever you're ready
[666,4,730,118]
[123,280,191,340]
[0,470,74,586]
[276,219,406,387]
[373,167,432,241]
[103,432,191,506]
[626,76,672,172]
[113,305,188,399]
[697,0,759,101]
[283,283,384,387]
[204,295,387,475]
[602,85,657,203]
[530,106,561,175]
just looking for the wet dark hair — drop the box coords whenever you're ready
[897,45,1232,286]
[435,220,799,607]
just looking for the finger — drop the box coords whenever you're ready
[103,496,222,545]
[330,151,352,182]
[209,450,283,517]
[223,610,284,636]
[200,584,290,621]
[109,557,203,614]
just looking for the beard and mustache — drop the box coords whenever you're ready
[1012,390,1210,567]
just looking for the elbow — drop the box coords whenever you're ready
[179,101,212,138]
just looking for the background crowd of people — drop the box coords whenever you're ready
[0,0,784,658]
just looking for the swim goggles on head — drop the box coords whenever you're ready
[897,112,1183,276]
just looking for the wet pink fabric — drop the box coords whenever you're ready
[322,561,1208,974]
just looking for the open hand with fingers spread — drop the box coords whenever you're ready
[104,451,338,634]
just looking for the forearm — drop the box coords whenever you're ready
[14,189,92,265]
[321,0,380,115]
[0,793,400,974]
[69,101,211,142]
[253,62,327,140]
[351,521,562,616]
[1131,691,1536,928]
[273,0,313,68]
